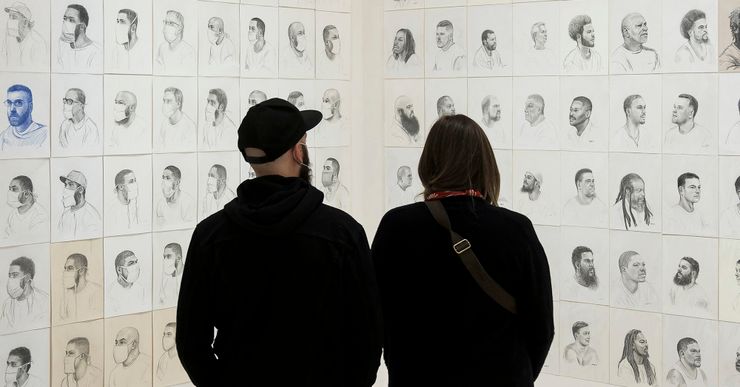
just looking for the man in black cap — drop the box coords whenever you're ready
[176,98,382,386]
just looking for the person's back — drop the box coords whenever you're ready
[177,98,382,386]
[372,114,554,387]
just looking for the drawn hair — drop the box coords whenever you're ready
[114,169,134,187]
[11,175,33,193]
[164,165,182,182]
[732,8,740,35]
[287,91,304,105]
[619,329,656,385]
[418,115,501,205]
[164,87,183,110]
[677,93,698,118]
[114,250,135,270]
[7,84,32,100]
[288,21,304,45]
[326,157,340,175]
[677,172,699,189]
[209,17,224,33]
[437,20,453,31]
[117,9,138,28]
[166,10,184,32]
[8,347,31,372]
[67,88,86,105]
[67,253,88,269]
[568,15,592,41]
[397,165,411,181]
[680,9,706,40]
[251,17,265,36]
[10,256,34,278]
[208,88,227,111]
[618,251,640,272]
[210,164,227,180]
[480,29,495,44]
[615,173,653,229]
[572,96,592,112]
[677,337,698,356]
[571,321,588,338]
[735,175,740,191]
[396,28,416,63]
[680,256,700,278]
[322,24,338,43]
[571,246,593,270]
[67,337,90,356]
[67,4,89,27]
[530,22,545,42]
[574,168,592,189]
[165,322,177,330]
[623,94,643,118]
[620,13,643,39]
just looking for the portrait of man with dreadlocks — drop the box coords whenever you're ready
[611,173,656,231]
[617,329,658,386]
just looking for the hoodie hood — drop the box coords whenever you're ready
[224,175,324,236]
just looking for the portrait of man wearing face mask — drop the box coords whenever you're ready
[57,4,101,71]
[4,347,43,387]
[201,164,235,219]
[59,88,99,150]
[283,21,312,75]
[2,2,47,68]
[159,87,195,150]
[156,10,194,70]
[244,17,276,75]
[108,91,146,151]
[2,84,47,151]
[0,256,49,333]
[58,170,101,239]
[318,24,342,75]
[108,169,140,230]
[313,88,344,145]
[156,322,185,383]
[107,250,145,314]
[206,16,235,67]
[59,253,102,322]
[320,158,349,210]
[158,244,183,306]
[155,165,196,227]
[109,327,151,387]
[3,175,47,241]
[390,95,421,145]
[61,337,103,387]
[111,9,142,70]
[201,88,237,149]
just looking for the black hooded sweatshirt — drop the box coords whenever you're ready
[176,175,382,387]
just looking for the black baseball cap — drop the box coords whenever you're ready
[238,98,322,164]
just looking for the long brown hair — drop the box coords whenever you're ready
[418,114,501,205]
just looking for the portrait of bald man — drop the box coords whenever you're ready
[61,336,103,387]
[313,88,347,146]
[109,326,151,386]
[611,12,661,73]
[391,94,421,145]
[436,95,455,118]
[389,165,416,209]
[516,93,558,150]
[107,90,147,151]
[281,20,313,76]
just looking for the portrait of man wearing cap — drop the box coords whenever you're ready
[2,1,47,68]
[58,170,101,240]
[177,98,381,386]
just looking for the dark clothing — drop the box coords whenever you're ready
[371,197,554,387]
[177,175,382,387]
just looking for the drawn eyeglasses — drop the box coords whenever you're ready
[163,20,182,28]
[62,98,82,106]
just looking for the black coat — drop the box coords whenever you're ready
[176,175,382,386]
[371,196,554,387]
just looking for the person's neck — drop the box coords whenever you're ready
[482,115,493,128]
[575,273,588,287]
[327,180,340,192]
[625,121,641,138]
[734,36,740,50]
[167,36,183,49]
[16,28,29,42]
[166,189,181,204]
[681,281,697,291]
[633,352,645,365]
[213,113,224,127]
[123,34,138,51]
[75,276,88,293]
[292,45,304,57]
[678,119,695,134]
[123,350,140,367]
[72,34,92,49]
[576,342,589,352]
[621,274,639,293]
[631,204,645,214]
[16,283,33,301]
[483,45,493,56]
[73,362,88,381]
[578,41,592,58]
[13,116,33,132]
[167,347,178,358]
[534,41,546,50]
[216,35,225,46]
[576,193,594,205]
[575,118,590,135]
[679,358,698,376]
[326,114,341,123]
[441,40,454,51]
[623,39,643,52]
[679,197,695,212]
[528,115,545,127]
[325,47,336,60]
[71,110,85,124]
[117,276,133,289]
[15,372,29,386]
[212,184,226,199]
[70,198,85,212]
[121,113,136,128]
[689,38,706,58]
[253,38,265,52]
[168,110,183,125]
[528,188,541,201]
[17,200,33,214]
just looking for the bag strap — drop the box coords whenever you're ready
[425,200,518,314]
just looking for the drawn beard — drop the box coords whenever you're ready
[673,272,692,286]
[520,183,534,193]
[579,266,598,287]
[400,111,420,136]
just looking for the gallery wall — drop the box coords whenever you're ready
[0,0,355,385]
[381,0,740,386]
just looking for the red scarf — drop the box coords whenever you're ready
[425,189,483,201]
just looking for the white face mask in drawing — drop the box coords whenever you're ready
[329,38,341,55]
[162,98,178,119]
[119,262,140,284]
[6,189,22,209]
[163,22,179,43]
[207,28,219,45]
[6,19,20,38]
[4,363,29,384]
[62,187,77,208]
[294,33,307,52]
[115,15,135,45]
[113,102,128,122]
[6,273,27,299]
[204,103,217,123]
[112,343,130,364]
[63,353,82,375]
[206,176,218,193]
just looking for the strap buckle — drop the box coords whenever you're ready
[453,239,471,254]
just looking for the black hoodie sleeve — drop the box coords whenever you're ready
[176,226,223,386]
[342,223,383,386]
[516,218,555,379]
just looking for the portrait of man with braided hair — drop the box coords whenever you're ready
[611,173,655,231]
[617,329,657,386]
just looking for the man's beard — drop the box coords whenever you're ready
[400,111,420,136]
[673,272,692,286]
[630,196,646,212]
[521,184,534,193]
[735,358,740,373]
[578,267,598,287]
[582,38,595,48]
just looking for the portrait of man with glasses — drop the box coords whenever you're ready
[59,87,99,150]
[1,84,47,151]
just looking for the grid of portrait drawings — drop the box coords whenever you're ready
[384,0,740,385]
[0,0,351,385]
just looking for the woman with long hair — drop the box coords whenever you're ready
[372,114,554,386]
